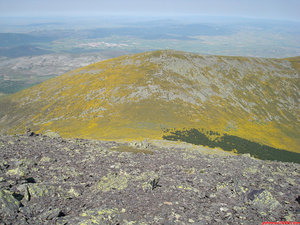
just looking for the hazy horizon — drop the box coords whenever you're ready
[0,0,300,22]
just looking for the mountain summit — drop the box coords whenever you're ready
[0,50,299,153]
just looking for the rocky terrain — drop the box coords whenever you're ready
[0,132,299,224]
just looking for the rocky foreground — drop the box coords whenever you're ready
[0,133,299,224]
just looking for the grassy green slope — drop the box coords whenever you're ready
[0,50,299,153]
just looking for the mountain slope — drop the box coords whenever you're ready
[0,50,299,153]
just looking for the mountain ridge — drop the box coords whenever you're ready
[0,50,299,153]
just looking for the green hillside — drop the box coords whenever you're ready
[0,50,299,154]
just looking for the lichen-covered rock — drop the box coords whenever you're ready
[248,189,281,211]
[39,208,64,220]
[27,184,56,199]
[0,189,20,217]
[6,167,26,177]
[17,183,61,204]
[97,172,129,192]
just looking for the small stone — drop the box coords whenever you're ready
[233,206,240,212]
[43,131,61,138]
[174,213,181,220]
[225,212,232,218]
[164,201,173,205]
[242,153,251,158]
[209,193,216,198]
[220,207,229,212]
[188,219,195,223]
[121,208,126,213]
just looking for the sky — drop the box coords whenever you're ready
[0,0,300,21]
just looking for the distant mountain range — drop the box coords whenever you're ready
[0,50,299,156]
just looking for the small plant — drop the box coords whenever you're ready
[150,178,161,190]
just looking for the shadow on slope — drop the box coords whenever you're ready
[162,128,300,164]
